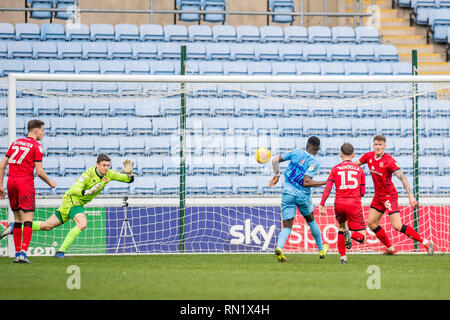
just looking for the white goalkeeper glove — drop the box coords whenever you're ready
[122,159,134,177]
[82,183,102,196]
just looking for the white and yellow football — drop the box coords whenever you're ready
[255,147,271,164]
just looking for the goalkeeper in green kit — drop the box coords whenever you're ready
[1,154,135,258]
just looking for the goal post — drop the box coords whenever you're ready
[1,72,449,257]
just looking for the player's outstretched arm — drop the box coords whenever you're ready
[0,157,8,199]
[303,175,327,188]
[268,156,283,187]
[394,169,417,207]
[35,161,56,188]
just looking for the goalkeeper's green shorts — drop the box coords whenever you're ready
[55,205,85,224]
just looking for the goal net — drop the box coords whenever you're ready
[0,73,449,256]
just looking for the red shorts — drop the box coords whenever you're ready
[370,194,400,215]
[334,199,366,231]
[7,177,35,212]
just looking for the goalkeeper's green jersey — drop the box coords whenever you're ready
[57,166,133,216]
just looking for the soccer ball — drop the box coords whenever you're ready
[255,147,271,164]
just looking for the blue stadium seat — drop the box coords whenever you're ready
[74,60,100,74]
[0,43,7,59]
[296,62,321,75]
[344,62,368,76]
[412,0,437,25]
[375,118,402,136]
[355,26,381,43]
[278,118,303,136]
[52,117,77,136]
[213,156,240,175]
[0,23,15,40]
[223,61,248,75]
[33,98,59,116]
[254,43,279,61]
[60,157,88,176]
[82,42,108,60]
[31,41,57,59]
[177,0,201,22]
[125,60,151,75]
[156,176,179,195]
[164,24,188,41]
[0,60,24,76]
[393,137,413,155]
[374,44,399,61]
[350,44,376,61]
[234,98,260,116]
[102,118,128,136]
[421,137,444,156]
[210,97,237,114]
[35,178,55,195]
[230,43,255,60]
[24,60,50,74]
[352,118,377,136]
[185,42,207,60]
[198,61,223,75]
[332,26,356,43]
[429,9,450,42]
[42,136,69,155]
[284,99,310,115]
[392,62,412,75]
[279,44,303,61]
[284,26,308,43]
[269,0,295,24]
[94,137,121,156]
[381,100,407,118]
[429,99,450,117]
[252,118,278,135]
[121,136,146,155]
[131,43,157,60]
[157,42,181,60]
[90,24,115,41]
[68,136,94,155]
[236,25,260,42]
[152,116,179,135]
[368,62,393,75]
[186,176,208,195]
[206,43,231,60]
[272,62,297,75]
[212,25,237,42]
[396,156,413,175]
[227,117,253,135]
[363,83,387,95]
[260,25,284,42]
[7,42,33,59]
[115,24,139,41]
[16,98,34,116]
[42,157,60,176]
[149,60,176,75]
[203,117,228,135]
[326,44,351,61]
[206,176,232,194]
[303,44,327,61]
[203,0,226,23]
[267,83,291,97]
[99,60,125,74]
[321,62,345,75]
[308,26,332,43]
[135,156,163,175]
[15,23,40,40]
[139,24,164,41]
[131,177,157,195]
[76,117,103,135]
[257,175,282,194]
[424,118,449,136]
[93,82,118,95]
[340,83,364,97]
[231,176,259,194]
[302,117,329,136]
[327,118,353,136]
[40,23,65,40]
[54,0,76,20]
[134,99,160,117]
[315,83,340,98]
[259,99,285,116]
[145,136,172,155]
[127,117,152,135]
[188,25,213,42]
[65,23,90,41]
[108,42,133,60]
[187,156,215,175]
[434,176,450,193]
[57,42,83,59]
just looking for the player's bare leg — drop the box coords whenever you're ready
[389,212,434,255]
[368,207,396,255]
[36,214,62,231]
[275,218,292,263]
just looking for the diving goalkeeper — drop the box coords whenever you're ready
[1,154,134,258]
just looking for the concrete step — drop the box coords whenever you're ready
[395,44,436,54]
[399,52,444,62]
[382,34,426,44]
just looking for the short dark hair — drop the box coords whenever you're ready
[341,143,354,156]
[306,136,321,153]
[373,135,386,143]
[96,153,111,164]
[27,119,44,132]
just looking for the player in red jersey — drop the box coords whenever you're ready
[319,143,367,264]
[0,119,56,263]
[354,135,433,255]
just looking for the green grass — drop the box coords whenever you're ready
[0,254,448,300]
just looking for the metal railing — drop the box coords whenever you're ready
[0,0,377,27]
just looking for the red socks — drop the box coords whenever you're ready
[372,226,393,249]
[21,221,33,252]
[12,221,33,253]
[351,231,365,243]
[337,232,346,257]
[13,222,22,252]
[400,224,423,243]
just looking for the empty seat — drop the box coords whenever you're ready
[76,117,103,135]
[303,44,327,61]
[236,25,260,42]
[42,136,69,155]
[279,44,303,61]
[90,24,115,41]
[60,157,88,176]
[102,118,128,135]
[82,42,108,59]
[57,42,83,59]
[355,26,381,43]
[131,177,157,195]
[121,136,146,155]
[108,42,133,60]
[68,136,94,155]
[15,23,40,40]
[260,25,284,42]
[65,23,90,41]
[132,42,157,60]
[135,156,163,175]
[7,42,33,59]
[230,43,255,60]
[350,44,376,61]
[284,26,308,43]
[157,42,181,60]
[278,118,303,136]
[144,136,172,155]
[332,26,356,43]
[231,176,259,194]
[326,44,351,61]
[127,117,153,135]
[99,60,125,74]
[212,25,236,42]
[0,23,15,40]
[75,60,100,74]
[40,23,65,41]
[254,43,280,61]
[206,176,232,194]
[269,0,295,24]
[33,98,59,116]
[206,43,231,60]
[24,60,50,74]
[188,25,213,42]
[308,26,332,43]
[164,24,188,41]
[374,44,399,61]
[42,157,60,176]
[94,137,121,155]
[139,24,164,41]
[115,24,139,41]
[31,41,57,60]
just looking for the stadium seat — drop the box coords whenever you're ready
[254,43,279,61]
[35,178,55,195]
[303,44,327,61]
[279,44,303,61]
[223,61,248,76]
[368,62,393,75]
[308,26,332,43]
[332,26,357,43]
[24,60,50,74]
[296,62,321,75]
[152,117,179,135]
[374,44,399,61]
[321,62,345,75]
[139,24,164,41]
[65,23,90,41]
[259,99,285,117]
[396,156,414,175]
[115,24,139,41]
[33,98,59,116]
[121,136,146,155]
[231,176,259,194]
[108,42,133,60]
[236,25,260,42]
[429,99,450,117]
[41,136,69,156]
[234,98,260,116]
[284,26,308,43]
[206,176,232,194]
[326,44,351,61]
[82,42,109,60]
[230,43,255,60]
[257,175,283,194]
[7,42,33,59]
[90,24,115,41]
[42,157,60,176]
[131,177,157,195]
[157,42,181,60]
[186,176,208,195]
[187,156,215,175]
[76,117,103,135]
[60,157,89,176]
[149,60,176,75]
[252,118,278,135]
[75,60,100,74]
[350,45,376,61]
[177,0,201,22]
[269,0,295,24]
[99,60,125,74]
[272,62,297,75]
[260,26,284,42]
[39,23,65,41]
[125,60,151,75]
[54,0,76,20]
[15,23,40,40]
[68,136,94,155]
[185,42,206,60]
[94,137,121,156]
[51,117,77,136]
[188,25,213,42]
[424,118,450,136]
[0,23,15,40]
[302,117,329,136]
[126,117,152,136]
[102,118,128,136]
[156,176,180,195]
[203,0,226,23]
[315,83,340,98]
[277,118,303,136]
[352,118,377,136]
[198,61,223,75]
[0,60,24,76]
[134,156,163,175]
[164,24,189,41]
[267,83,291,97]
[392,62,413,75]
[355,26,381,43]
[212,25,237,42]
[57,42,83,59]
[420,156,440,174]
[31,41,57,60]
[131,43,158,60]
[206,43,231,60]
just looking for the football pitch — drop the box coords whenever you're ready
[0,254,448,300]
